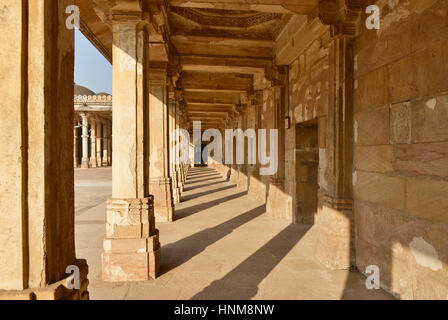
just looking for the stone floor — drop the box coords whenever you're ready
[75,167,393,300]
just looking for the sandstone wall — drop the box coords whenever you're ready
[288,32,331,224]
[353,0,448,299]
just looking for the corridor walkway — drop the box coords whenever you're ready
[75,167,393,300]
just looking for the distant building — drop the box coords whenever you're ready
[74,84,112,168]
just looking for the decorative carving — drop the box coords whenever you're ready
[74,94,112,103]
[79,19,112,62]
[171,7,283,28]
[318,0,363,38]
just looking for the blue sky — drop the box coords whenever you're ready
[75,28,112,94]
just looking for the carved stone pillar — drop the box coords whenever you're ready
[314,37,355,270]
[107,121,112,166]
[0,0,88,299]
[229,114,240,185]
[248,91,266,202]
[266,66,291,220]
[169,96,180,204]
[102,122,109,166]
[96,121,103,167]
[89,117,97,168]
[102,11,160,281]
[74,122,79,168]
[236,104,249,191]
[148,69,175,222]
[176,100,184,192]
[81,113,90,169]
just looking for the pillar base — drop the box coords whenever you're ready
[177,170,183,191]
[230,167,239,185]
[102,197,161,281]
[90,158,97,168]
[236,167,248,191]
[248,174,266,203]
[81,159,90,169]
[149,178,175,222]
[315,194,354,270]
[266,178,293,221]
[0,259,89,300]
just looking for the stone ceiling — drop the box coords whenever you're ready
[77,0,321,130]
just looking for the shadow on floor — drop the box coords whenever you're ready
[185,176,223,184]
[191,224,309,300]
[175,191,248,220]
[161,205,267,274]
[181,185,236,202]
[183,180,231,192]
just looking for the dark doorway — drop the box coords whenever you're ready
[295,119,319,225]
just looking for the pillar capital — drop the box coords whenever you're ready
[318,0,363,38]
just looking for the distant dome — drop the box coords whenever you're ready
[74,84,95,96]
[96,92,111,96]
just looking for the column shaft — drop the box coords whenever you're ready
[74,123,79,168]
[148,69,174,222]
[96,121,103,167]
[89,117,97,168]
[102,122,109,166]
[0,0,88,299]
[81,113,89,168]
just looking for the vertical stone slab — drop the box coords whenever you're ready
[148,69,175,222]
[248,91,266,202]
[89,117,97,168]
[74,124,79,168]
[169,96,180,203]
[96,121,103,167]
[0,0,88,298]
[266,69,291,221]
[102,122,109,166]
[81,113,90,168]
[102,11,159,281]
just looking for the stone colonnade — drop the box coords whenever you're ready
[74,112,112,169]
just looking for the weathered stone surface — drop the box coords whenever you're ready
[103,197,160,281]
[410,95,448,143]
[315,195,354,270]
[390,102,411,144]
[266,182,293,221]
[389,41,448,103]
[354,145,394,173]
[406,177,448,225]
[354,66,389,113]
[356,201,448,299]
[353,172,405,211]
[396,142,448,177]
[248,175,267,203]
[354,106,390,146]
